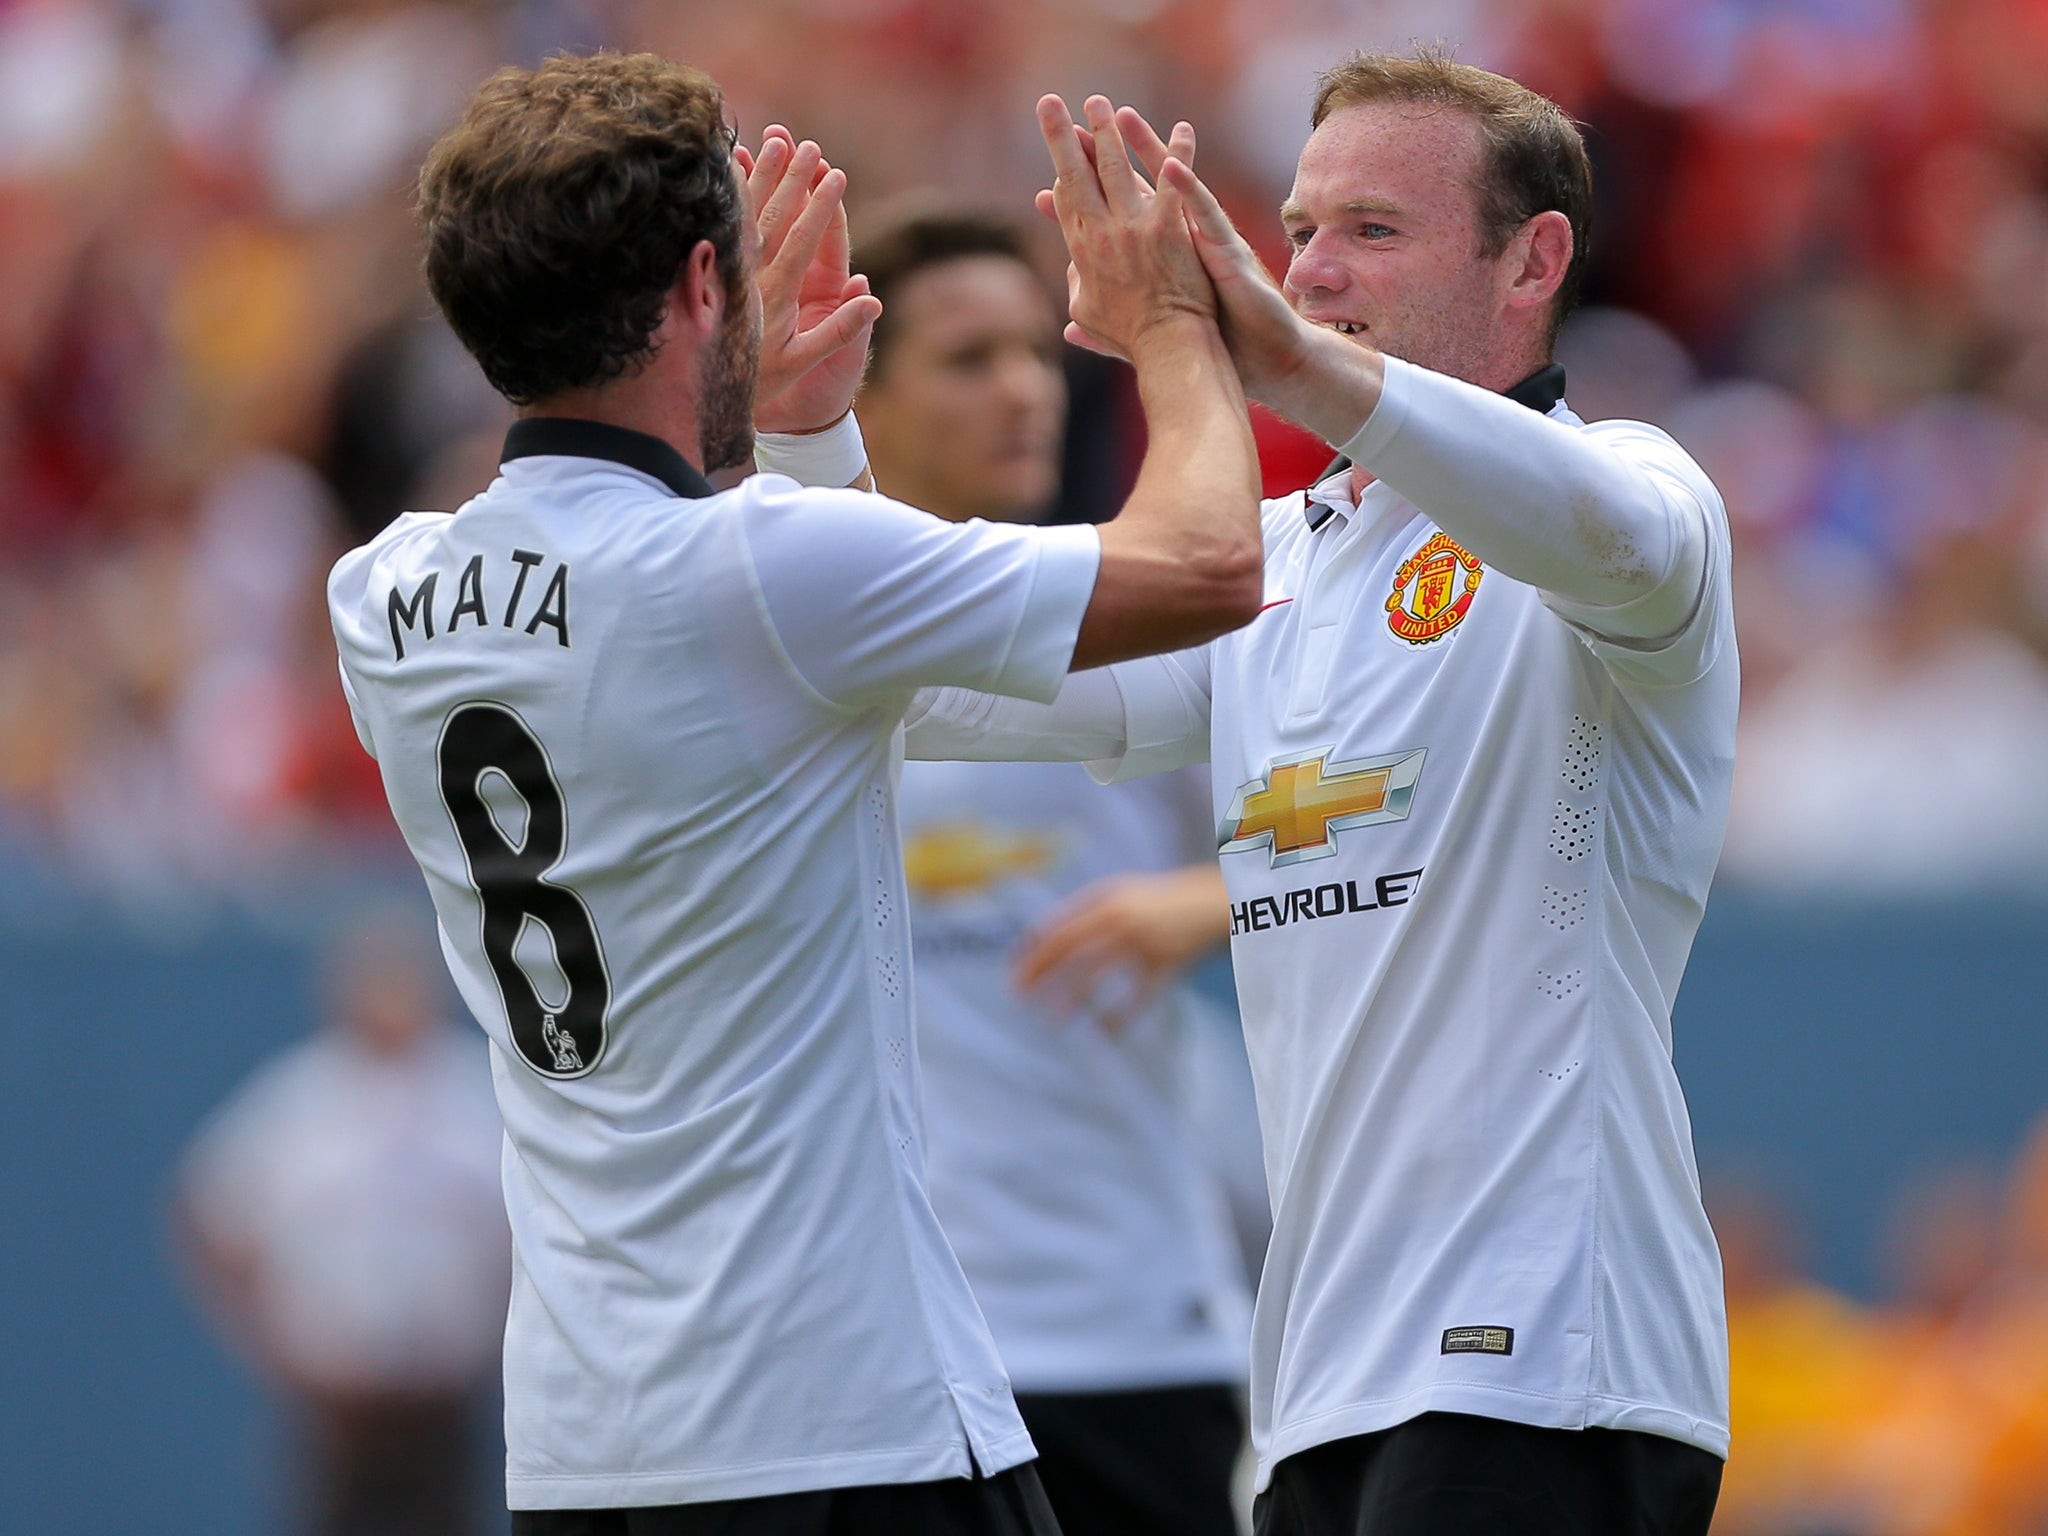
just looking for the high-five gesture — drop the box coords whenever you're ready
[1031,93,1263,668]
[1036,95,1215,355]
[1118,104,1387,446]
[740,126,883,434]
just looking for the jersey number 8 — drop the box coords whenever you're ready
[438,702,611,1077]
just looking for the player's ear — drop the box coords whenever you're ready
[1502,210,1571,314]
[672,239,726,341]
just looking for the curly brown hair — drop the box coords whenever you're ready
[1313,47,1593,341]
[418,52,744,406]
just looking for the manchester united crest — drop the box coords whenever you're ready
[1386,532,1483,645]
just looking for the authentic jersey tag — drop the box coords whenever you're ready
[1387,532,1483,645]
[1441,1325,1514,1356]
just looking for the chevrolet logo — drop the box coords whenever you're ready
[1218,748,1426,866]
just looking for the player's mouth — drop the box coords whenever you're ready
[1326,321,1368,335]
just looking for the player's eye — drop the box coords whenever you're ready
[1286,227,1314,249]
[1361,223,1396,240]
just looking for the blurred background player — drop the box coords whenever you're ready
[176,911,509,1536]
[857,206,1251,1536]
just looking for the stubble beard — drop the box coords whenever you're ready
[699,299,762,474]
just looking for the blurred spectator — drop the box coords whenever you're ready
[1555,304,1698,427]
[1720,404,2048,894]
[176,912,508,1536]
[1840,1169,2006,1536]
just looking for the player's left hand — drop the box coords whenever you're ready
[741,127,883,434]
[1011,865,1230,1031]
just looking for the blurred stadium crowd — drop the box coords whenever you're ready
[6,0,2048,908]
[1712,1128,2048,1536]
[5,0,2048,1529]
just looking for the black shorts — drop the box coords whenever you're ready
[1252,1412,1722,1536]
[1014,1382,1243,1536]
[511,1463,1059,1536]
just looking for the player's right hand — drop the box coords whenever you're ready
[1036,95,1216,359]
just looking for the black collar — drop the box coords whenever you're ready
[1305,362,1568,529]
[501,417,715,500]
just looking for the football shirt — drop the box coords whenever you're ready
[329,418,1100,1509]
[909,356,1738,1486]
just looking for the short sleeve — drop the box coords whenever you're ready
[336,658,376,758]
[178,1051,305,1246]
[740,476,1101,710]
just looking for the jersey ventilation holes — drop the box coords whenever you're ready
[1550,803,1598,862]
[1541,885,1588,930]
[1561,716,1603,792]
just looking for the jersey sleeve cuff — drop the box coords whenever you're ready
[989,523,1102,704]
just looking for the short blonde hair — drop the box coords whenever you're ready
[1312,47,1593,334]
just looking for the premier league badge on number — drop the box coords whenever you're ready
[541,1013,584,1074]
[1386,531,1483,645]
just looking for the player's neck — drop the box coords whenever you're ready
[522,370,709,475]
[1469,332,1554,398]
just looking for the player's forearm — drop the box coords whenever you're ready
[1246,317,1389,445]
[1073,318,1263,670]
[1157,863,1232,951]
[1339,358,1708,636]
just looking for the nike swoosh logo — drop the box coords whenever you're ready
[1258,598,1294,614]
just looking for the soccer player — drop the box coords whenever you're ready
[856,207,1248,1536]
[909,52,1736,1536]
[326,54,1262,1535]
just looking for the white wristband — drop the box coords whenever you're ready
[753,412,868,488]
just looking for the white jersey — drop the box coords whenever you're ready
[327,418,1100,1509]
[907,357,1737,1485]
[899,759,1251,1394]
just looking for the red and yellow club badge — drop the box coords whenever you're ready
[1386,532,1483,645]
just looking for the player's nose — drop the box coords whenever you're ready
[1283,236,1350,301]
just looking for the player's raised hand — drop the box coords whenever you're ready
[1038,94,1215,359]
[744,129,883,434]
[1011,865,1230,1032]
